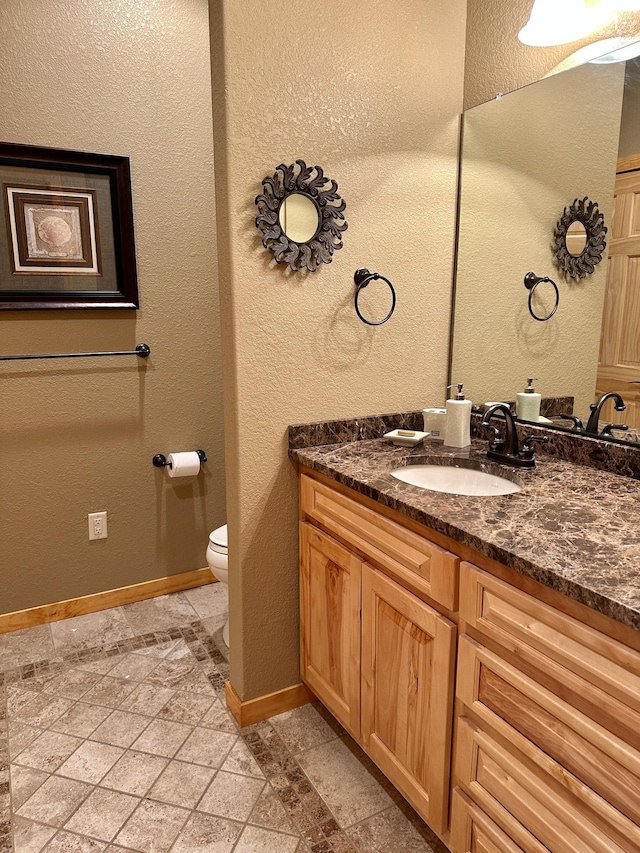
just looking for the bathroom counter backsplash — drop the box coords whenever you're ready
[288,400,572,449]
[290,407,640,480]
[289,420,640,632]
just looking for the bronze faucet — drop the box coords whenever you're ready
[481,404,547,469]
[585,392,627,436]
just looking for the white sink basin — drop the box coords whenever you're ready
[390,464,521,496]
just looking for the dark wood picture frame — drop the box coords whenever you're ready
[0,142,139,309]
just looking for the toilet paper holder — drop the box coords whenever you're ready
[152,450,207,469]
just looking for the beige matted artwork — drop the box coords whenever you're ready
[4,185,102,275]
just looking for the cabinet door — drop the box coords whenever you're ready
[361,564,456,834]
[300,522,361,737]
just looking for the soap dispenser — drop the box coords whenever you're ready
[516,378,541,422]
[444,383,472,448]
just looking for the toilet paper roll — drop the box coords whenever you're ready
[167,451,201,478]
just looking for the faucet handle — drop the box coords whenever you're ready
[520,434,549,461]
[485,425,506,453]
[601,423,629,436]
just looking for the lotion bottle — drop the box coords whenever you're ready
[516,377,541,422]
[444,383,472,448]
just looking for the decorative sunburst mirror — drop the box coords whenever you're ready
[554,196,606,279]
[255,160,347,272]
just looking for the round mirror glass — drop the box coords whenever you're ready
[565,220,587,256]
[278,193,319,243]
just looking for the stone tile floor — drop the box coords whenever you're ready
[0,584,447,853]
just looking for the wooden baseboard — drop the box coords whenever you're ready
[225,680,316,727]
[0,567,216,636]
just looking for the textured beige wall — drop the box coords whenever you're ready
[210,0,467,699]
[0,0,225,614]
[451,61,625,417]
[464,0,640,108]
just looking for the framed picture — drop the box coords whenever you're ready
[0,142,139,309]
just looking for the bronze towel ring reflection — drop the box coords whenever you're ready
[354,268,396,326]
[524,271,559,322]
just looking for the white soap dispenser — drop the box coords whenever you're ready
[516,377,541,422]
[444,383,472,448]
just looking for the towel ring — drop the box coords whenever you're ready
[524,271,559,322]
[354,268,396,326]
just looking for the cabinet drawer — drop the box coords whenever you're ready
[460,562,640,744]
[456,636,640,852]
[450,788,544,853]
[300,474,458,609]
[456,715,633,853]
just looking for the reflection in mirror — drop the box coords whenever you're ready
[278,193,319,243]
[554,196,606,277]
[450,52,640,447]
[566,221,587,256]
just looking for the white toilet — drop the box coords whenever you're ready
[206,524,229,647]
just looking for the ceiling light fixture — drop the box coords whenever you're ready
[543,34,640,74]
[608,1,640,10]
[589,35,640,60]
[519,0,615,47]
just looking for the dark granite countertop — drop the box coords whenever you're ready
[291,436,640,631]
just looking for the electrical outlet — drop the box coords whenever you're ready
[88,511,108,540]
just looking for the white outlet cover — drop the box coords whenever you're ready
[88,511,108,540]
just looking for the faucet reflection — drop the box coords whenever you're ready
[557,413,585,433]
[585,392,628,436]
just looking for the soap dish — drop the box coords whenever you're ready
[384,428,429,447]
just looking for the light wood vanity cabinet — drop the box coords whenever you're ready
[298,470,640,852]
[454,564,640,853]
[299,474,457,834]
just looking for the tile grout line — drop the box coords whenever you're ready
[2,609,433,853]
[4,618,232,853]
[12,750,120,847]
[6,622,320,850]
[39,619,341,852]
[2,619,228,685]
[237,712,448,852]
[241,721,357,853]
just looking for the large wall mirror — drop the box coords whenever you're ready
[450,47,640,446]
